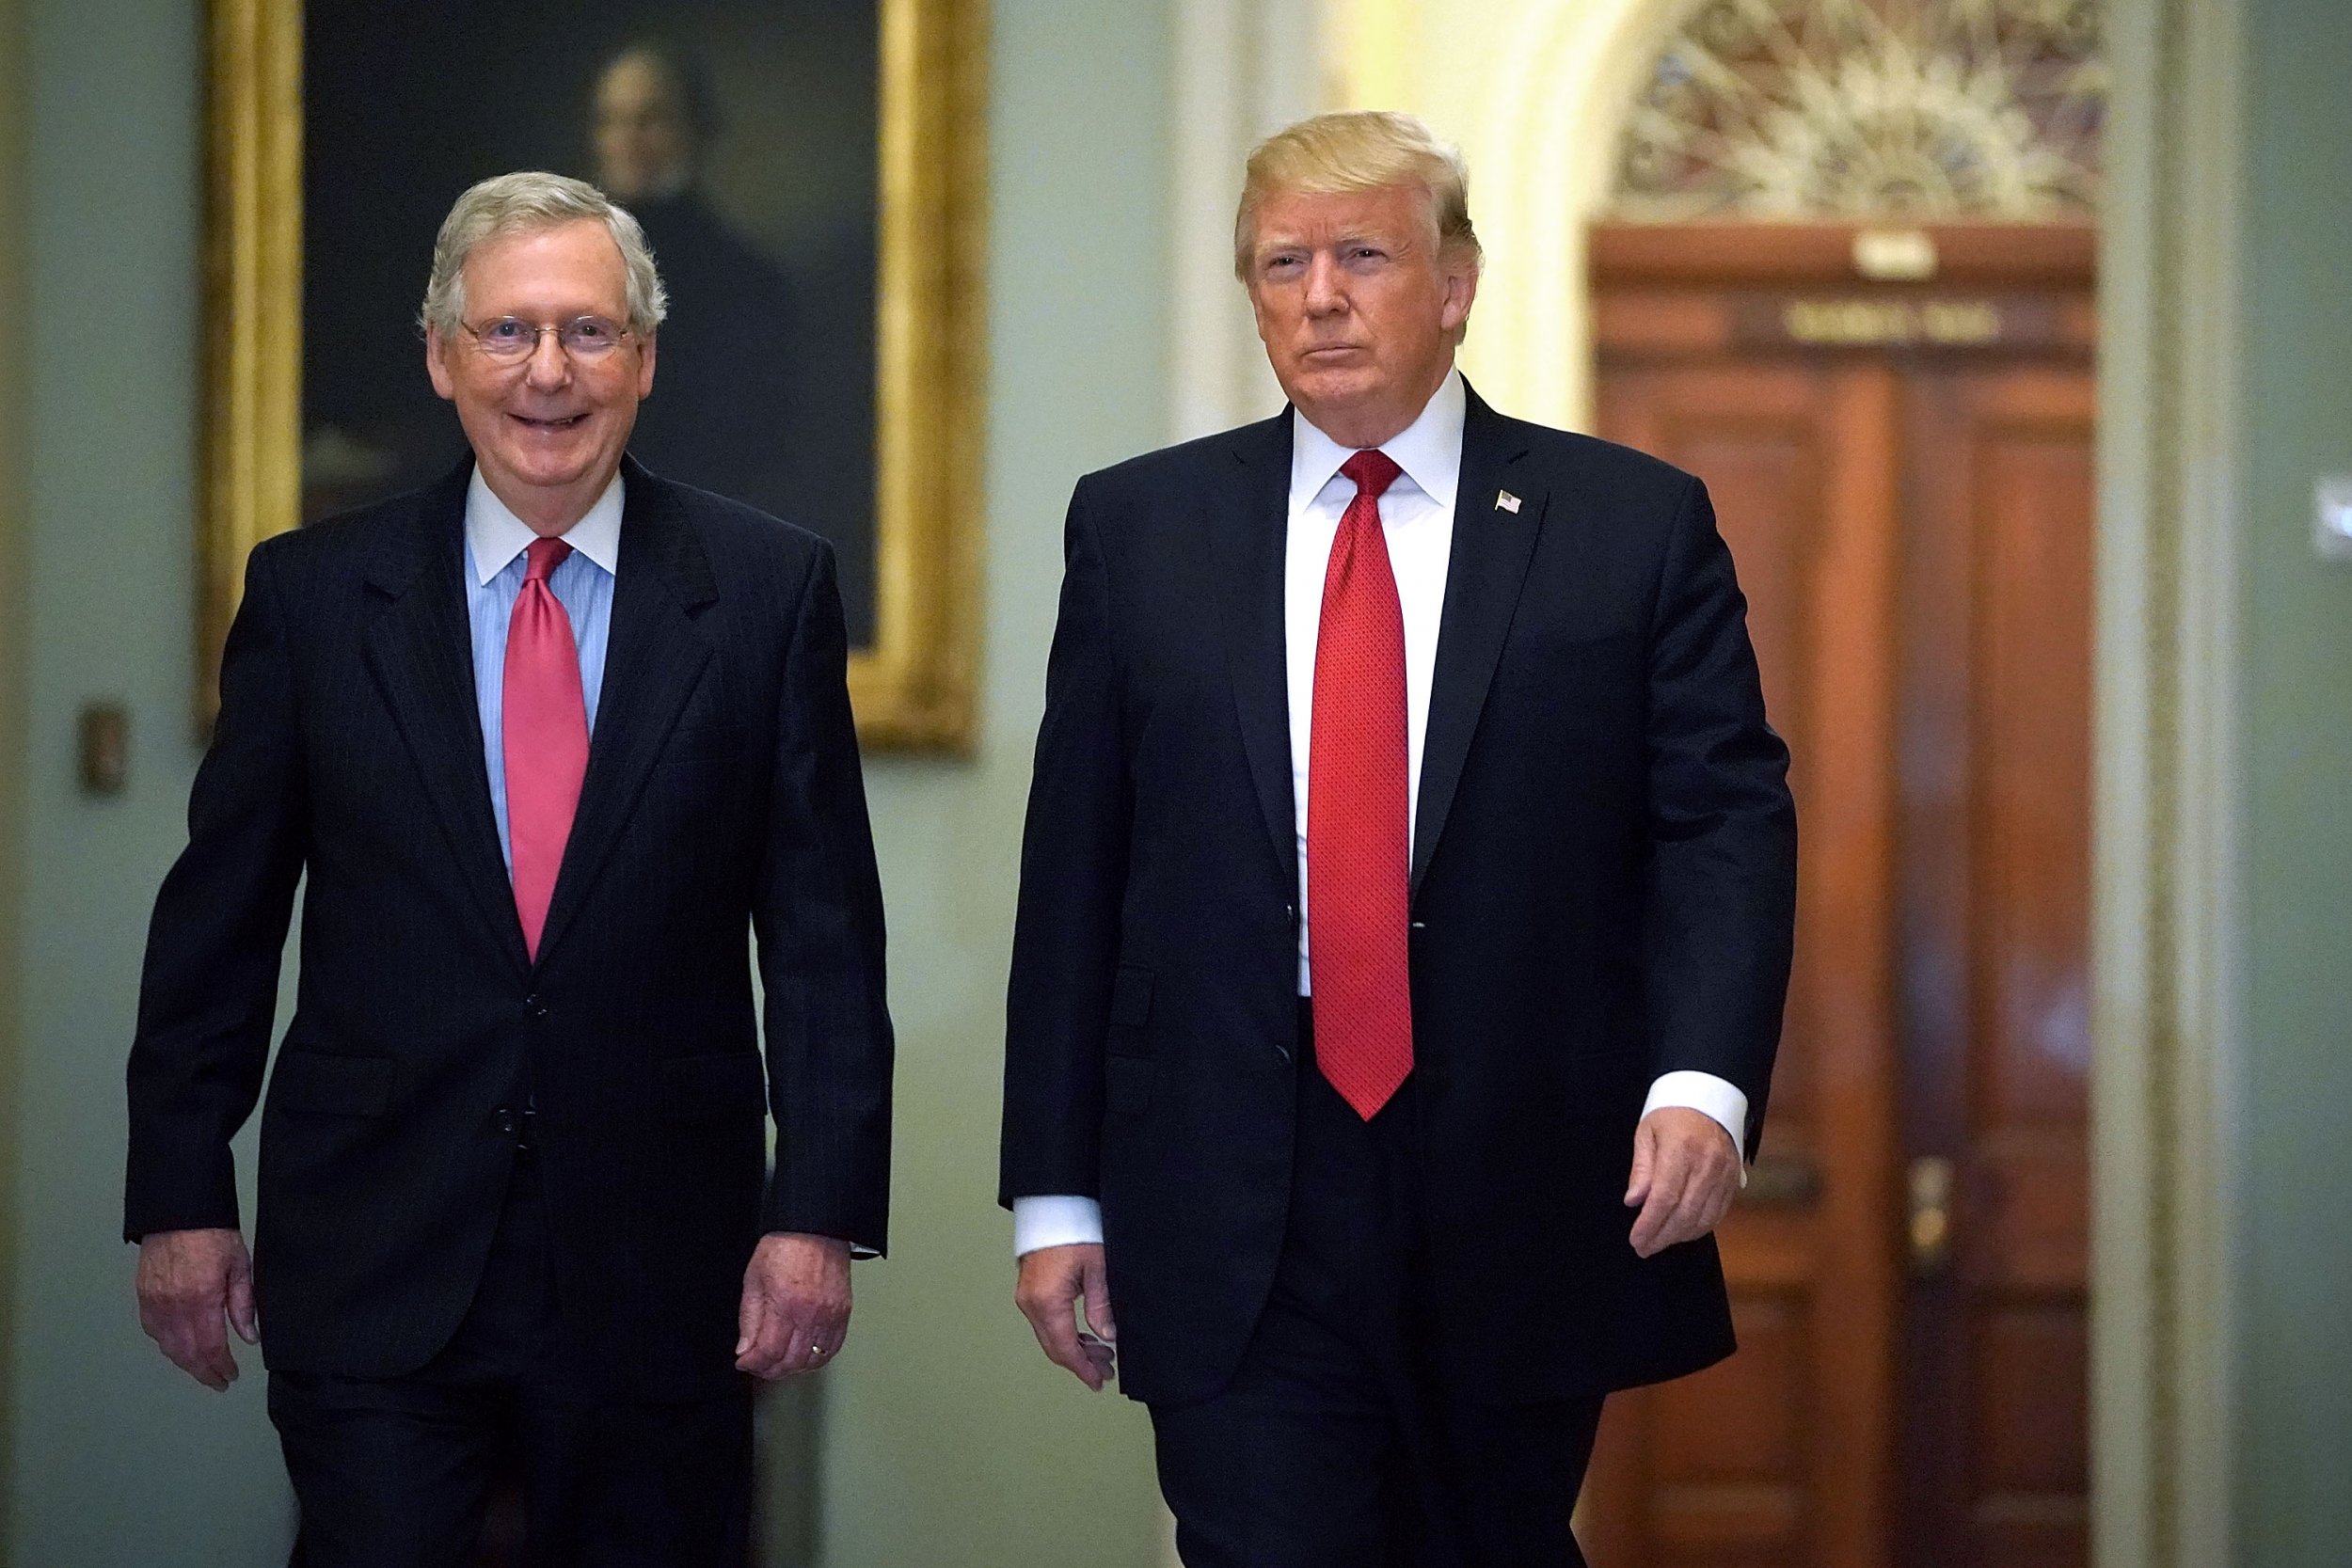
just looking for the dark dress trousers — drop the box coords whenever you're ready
[126,457,892,1558]
[1001,388,1795,1553]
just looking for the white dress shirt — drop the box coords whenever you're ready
[1013,373,1745,1257]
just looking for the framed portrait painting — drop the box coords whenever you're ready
[201,0,986,751]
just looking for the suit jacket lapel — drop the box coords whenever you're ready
[1210,412,1300,888]
[532,462,718,967]
[1413,387,1545,893]
[362,462,532,975]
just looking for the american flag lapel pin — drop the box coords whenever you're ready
[1496,489,1522,514]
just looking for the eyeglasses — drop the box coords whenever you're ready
[459,315,634,361]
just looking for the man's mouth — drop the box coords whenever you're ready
[509,412,590,431]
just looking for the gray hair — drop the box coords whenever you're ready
[418,171,668,339]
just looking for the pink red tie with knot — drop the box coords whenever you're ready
[502,536,589,960]
[1308,448,1414,1120]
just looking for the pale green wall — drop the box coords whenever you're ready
[4,0,296,1560]
[0,0,29,1545]
[817,0,1172,1559]
[0,0,1175,1563]
[2236,1,2352,1562]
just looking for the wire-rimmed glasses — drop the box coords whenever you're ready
[458,315,634,362]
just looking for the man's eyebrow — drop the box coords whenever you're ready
[1257,230,1396,255]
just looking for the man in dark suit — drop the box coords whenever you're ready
[126,171,893,1566]
[1002,113,1795,1564]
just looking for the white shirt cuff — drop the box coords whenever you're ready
[1643,1071,1750,1185]
[1015,1078,1746,1254]
[1012,1195,1104,1257]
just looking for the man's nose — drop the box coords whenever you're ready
[1302,253,1347,315]
[523,331,571,390]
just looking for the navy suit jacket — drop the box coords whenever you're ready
[127,457,893,1398]
[1001,387,1796,1407]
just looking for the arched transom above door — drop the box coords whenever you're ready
[1612,0,2104,222]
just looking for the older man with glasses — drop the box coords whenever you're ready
[125,171,894,1565]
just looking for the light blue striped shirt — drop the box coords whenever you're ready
[463,468,622,874]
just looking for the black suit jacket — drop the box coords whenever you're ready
[1001,387,1795,1408]
[126,457,893,1399]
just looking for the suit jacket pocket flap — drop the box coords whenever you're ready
[661,1052,769,1123]
[271,1050,395,1117]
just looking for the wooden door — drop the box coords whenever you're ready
[1894,363,2093,1567]
[1579,226,2094,1568]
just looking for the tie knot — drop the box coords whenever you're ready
[524,536,573,584]
[1341,448,1403,500]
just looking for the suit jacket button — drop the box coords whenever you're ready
[524,994,548,1019]
[1274,1042,1294,1066]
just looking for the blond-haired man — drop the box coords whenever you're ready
[1003,113,1794,1562]
[127,173,893,1564]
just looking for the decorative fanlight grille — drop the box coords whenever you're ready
[1613,0,2104,221]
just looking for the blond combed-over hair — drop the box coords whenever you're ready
[1232,110,1482,280]
[419,171,669,340]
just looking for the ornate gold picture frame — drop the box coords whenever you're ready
[199,0,986,752]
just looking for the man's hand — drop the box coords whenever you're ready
[1625,1107,1743,1259]
[736,1232,852,1379]
[1014,1243,1117,1391]
[135,1227,259,1391]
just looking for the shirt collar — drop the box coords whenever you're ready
[1288,367,1466,517]
[465,467,625,586]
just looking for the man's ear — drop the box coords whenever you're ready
[635,330,657,398]
[1438,253,1480,337]
[424,327,456,402]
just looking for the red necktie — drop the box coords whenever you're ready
[503,537,589,960]
[1308,449,1413,1119]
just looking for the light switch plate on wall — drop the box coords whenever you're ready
[2317,476,2352,562]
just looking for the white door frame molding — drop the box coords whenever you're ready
[2090,0,2244,1563]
